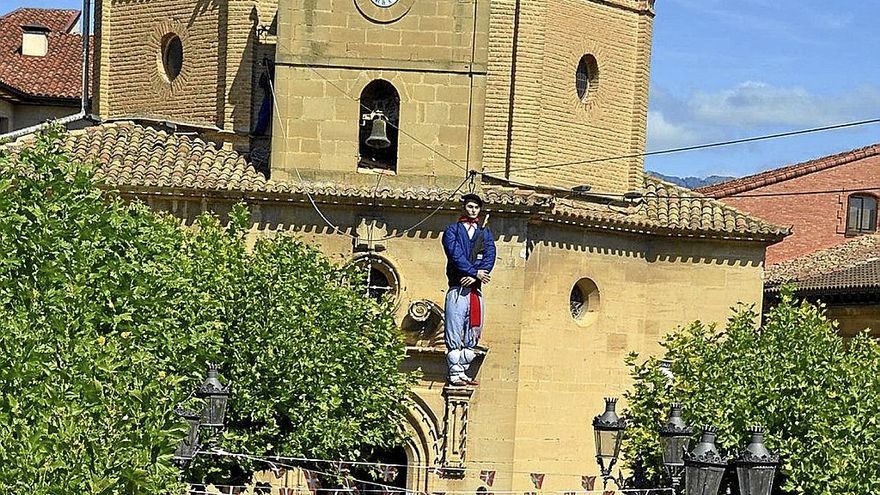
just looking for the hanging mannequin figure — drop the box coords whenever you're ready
[442,193,496,386]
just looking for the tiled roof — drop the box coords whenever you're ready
[1,121,789,241]
[547,176,787,240]
[0,8,90,100]
[765,234,880,292]
[697,143,880,198]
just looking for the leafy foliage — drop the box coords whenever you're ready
[0,129,410,493]
[623,292,880,495]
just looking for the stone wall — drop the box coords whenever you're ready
[482,0,654,194]
[271,0,487,185]
[93,0,274,143]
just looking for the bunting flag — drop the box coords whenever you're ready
[529,473,545,490]
[382,465,400,483]
[303,470,322,495]
[603,491,616,495]
[479,470,496,487]
[581,476,596,491]
[278,488,295,495]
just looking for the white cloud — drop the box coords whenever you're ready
[647,82,880,151]
[689,82,880,128]
[647,111,699,150]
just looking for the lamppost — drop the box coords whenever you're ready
[658,404,692,493]
[683,425,727,495]
[732,427,780,495]
[173,365,232,468]
[592,397,626,489]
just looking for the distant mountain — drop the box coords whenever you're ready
[647,171,735,190]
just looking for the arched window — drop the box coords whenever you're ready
[847,194,877,234]
[358,80,400,172]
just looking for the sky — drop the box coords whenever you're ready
[645,0,880,178]
[5,0,880,179]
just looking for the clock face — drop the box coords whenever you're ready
[371,0,399,7]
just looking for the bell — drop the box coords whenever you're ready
[365,115,392,149]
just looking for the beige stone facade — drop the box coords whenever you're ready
[69,0,786,492]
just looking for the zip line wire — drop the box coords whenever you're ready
[266,61,880,213]
[506,118,880,174]
[297,64,470,175]
[266,65,471,243]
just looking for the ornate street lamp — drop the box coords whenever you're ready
[173,408,202,468]
[733,427,780,495]
[659,403,692,491]
[173,365,231,468]
[195,364,231,429]
[683,425,726,495]
[592,397,626,488]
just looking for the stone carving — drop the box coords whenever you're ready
[402,299,445,348]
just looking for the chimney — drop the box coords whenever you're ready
[21,23,50,57]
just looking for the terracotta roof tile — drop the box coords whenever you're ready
[1,122,789,241]
[765,234,880,291]
[697,143,880,198]
[0,8,90,100]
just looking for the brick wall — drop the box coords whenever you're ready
[717,152,880,264]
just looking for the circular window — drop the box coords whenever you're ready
[575,54,599,102]
[570,278,600,325]
[161,34,183,81]
[353,254,400,305]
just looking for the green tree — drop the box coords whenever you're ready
[623,293,880,495]
[0,129,410,494]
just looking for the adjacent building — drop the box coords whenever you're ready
[697,144,880,265]
[699,144,880,337]
[7,0,788,492]
[0,8,88,134]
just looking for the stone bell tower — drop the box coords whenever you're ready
[481,0,655,195]
[270,0,488,188]
[271,0,654,195]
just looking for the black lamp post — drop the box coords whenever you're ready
[683,425,726,495]
[733,427,780,495]
[173,365,231,468]
[173,408,202,467]
[195,364,231,429]
[659,403,692,492]
[592,397,626,489]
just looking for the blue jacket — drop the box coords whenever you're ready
[442,221,496,288]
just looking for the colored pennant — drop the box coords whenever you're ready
[304,470,322,495]
[382,465,400,483]
[581,476,596,490]
[479,470,496,487]
[529,473,545,490]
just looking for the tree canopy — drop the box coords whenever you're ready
[623,293,880,495]
[0,129,411,494]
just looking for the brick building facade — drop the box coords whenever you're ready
[698,144,880,265]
